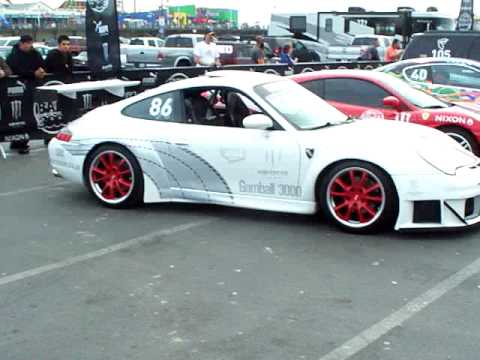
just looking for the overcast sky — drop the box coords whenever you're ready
[22,0,475,24]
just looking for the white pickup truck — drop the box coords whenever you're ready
[327,35,393,62]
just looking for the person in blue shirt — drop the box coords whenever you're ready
[280,44,296,67]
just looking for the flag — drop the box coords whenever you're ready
[86,0,121,75]
[457,0,475,31]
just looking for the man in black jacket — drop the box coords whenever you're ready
[45,35,73,78]
[7,35,45,80]
[6,35,46,154]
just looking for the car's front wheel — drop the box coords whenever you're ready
[85,144,144,208]
[318,161,398,234]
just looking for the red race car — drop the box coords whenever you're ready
[292,70,480,155]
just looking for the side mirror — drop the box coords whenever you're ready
[383,96,402,110]
[243,114,274,130]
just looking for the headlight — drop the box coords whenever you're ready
[418,138,478,175]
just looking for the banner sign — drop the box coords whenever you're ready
[86,0,121,75]
[457,0,475,31]
[0,61,386,142]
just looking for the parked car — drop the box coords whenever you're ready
[264,36,327,62]
[378,57,480,112]
[68,36,87,56]
[48,71,480,232]
[292,70,480,155]
[328,35,393,61]
[153,35,266,67]
[0,46,11,59]
[73,46,129,70]
[0,36,19,47]
[33,43,53,59]
[402,31,480,61]
[129,37,165,48]
[156,34,204,67]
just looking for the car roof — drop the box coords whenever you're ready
[412,31,480,37]
[292,69,395,83]
[388,57,480,68]
[122,71,287,104]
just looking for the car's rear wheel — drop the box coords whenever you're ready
[318,161,398,234]
[85,144,143,208]
[176,59,191,67]
[439,126,480,156]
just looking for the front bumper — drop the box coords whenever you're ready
[394,166,480,230]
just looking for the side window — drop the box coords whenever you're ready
[324,78,390,108]
[165,37,177,48]
[177,38,194,48]
[130,38,143,46]
[300,80,324,98]
[432,65,480,88]
[404,66,432,83]
[122,91,183,122]
[148,40,156,47]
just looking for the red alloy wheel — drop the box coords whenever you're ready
[89,151,135,204]
[327,167,386,228]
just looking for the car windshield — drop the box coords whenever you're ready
[382,74,449,109]
[255,80,349,130]
[0,40,7,46]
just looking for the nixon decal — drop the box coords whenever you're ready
[435,115,474,126]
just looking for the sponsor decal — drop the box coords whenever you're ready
[435,114,475,126]
[10,100,22,121]
[34,80,65,134]
[87,0,109,13]
[396,112,412,123]
[220,148,246,163]
[360,110,384,120]
[8,121,26,128]
[239,180,302,198]
[4,133,29,142]
[82,93,93,110]
[142,77,157,85]
[432,38,451,58]
[7,81,26,97]
[421,112,431,121]
[305,148,315,159]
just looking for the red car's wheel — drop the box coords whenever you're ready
[86,144,143,208]
[319,161,398,233]
[439,126,480,156]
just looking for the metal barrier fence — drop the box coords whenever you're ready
[0,61,386,143]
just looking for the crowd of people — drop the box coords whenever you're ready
[0,34,73,154]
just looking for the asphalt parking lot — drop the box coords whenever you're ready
[1,141,480,360]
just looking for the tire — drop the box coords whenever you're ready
[438,126,480,156]
[84,144,144,208]
[176,60,191,67]
[318,161,399,234]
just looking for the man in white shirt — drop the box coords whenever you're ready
[194,32,221,67]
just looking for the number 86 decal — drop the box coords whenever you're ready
[149,97,173,118]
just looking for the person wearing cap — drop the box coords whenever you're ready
[7,35,45,80]
[251,36,265,65]
[194,32,221,67]
[6,35,45,154]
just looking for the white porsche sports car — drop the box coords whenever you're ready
[48,71,480,233]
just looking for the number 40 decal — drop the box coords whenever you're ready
[149,97,173,118]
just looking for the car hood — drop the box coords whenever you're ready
[302,119,478,172]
